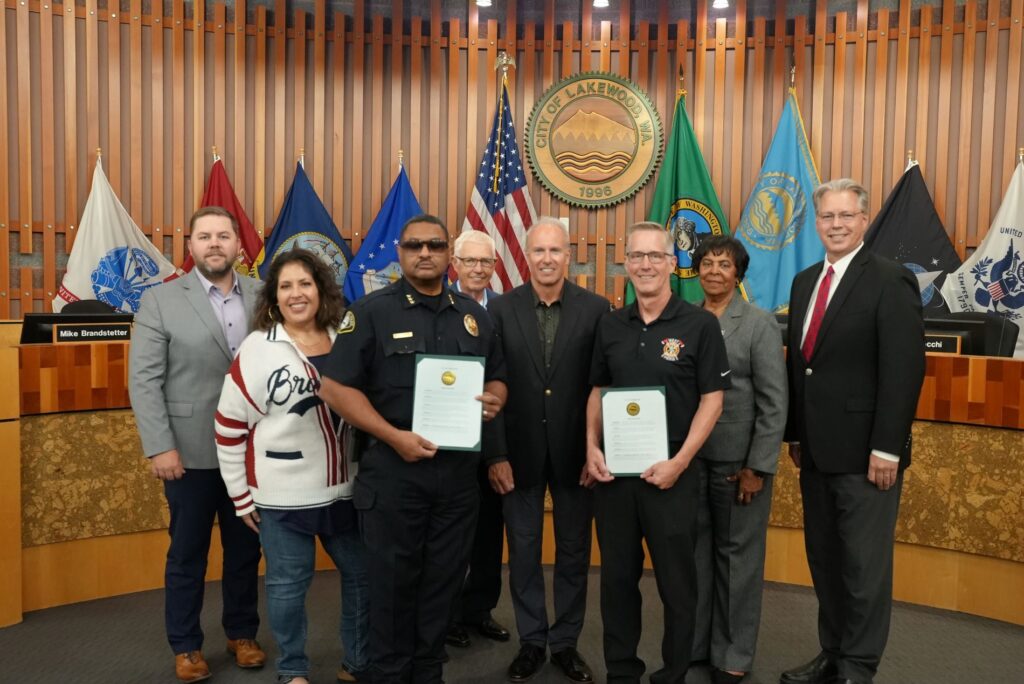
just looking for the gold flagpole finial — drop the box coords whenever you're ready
[211,145,218,159]
[677,64,686,98]
[789,64,796,88]
[1019,147,1024,164]
[495,50,516,75]
[398,149,404,169]
[905,150,917,172]
[96,147,103,160]
[299,148,305,168]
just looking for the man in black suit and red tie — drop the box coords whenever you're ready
[780,179,925,684]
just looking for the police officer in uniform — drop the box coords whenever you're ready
[586,221,731,684]
[320,214,507,684]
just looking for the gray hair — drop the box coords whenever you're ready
[533,216,570,239]
[454,229,497,257]
[813,179,869,213]
[626,221,674,253]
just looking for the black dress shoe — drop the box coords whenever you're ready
[445,624,471,648]
[779,654,837,684]
[550,648,594,683]
[712,669,747,684]
[508,644,545,682]
[472,617,511,642]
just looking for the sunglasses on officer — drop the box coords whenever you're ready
[399,238,450,253]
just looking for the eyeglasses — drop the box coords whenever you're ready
[454,256,497,268]
[816,211,863,224]
[625,251,674,264]
[399,238,449,252]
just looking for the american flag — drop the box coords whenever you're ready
[460,78,537,293]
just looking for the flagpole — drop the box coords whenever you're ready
[398,149,404,170]
[299,148,305,168]
[492,51,515,195]
[1019,147,1023,164]
[211,145,220,163]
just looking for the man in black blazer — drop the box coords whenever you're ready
[781,179,925,684]
[488,217,610,683]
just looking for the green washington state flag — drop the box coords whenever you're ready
[625,94,728,305]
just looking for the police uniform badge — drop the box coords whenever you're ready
[464,314,479,337]
[661,337,683,361]
[339,311,356,334]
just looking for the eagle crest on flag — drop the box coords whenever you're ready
[91,246,167,312]
[970,241,1024,317]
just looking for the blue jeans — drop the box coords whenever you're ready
[259,513,368,678]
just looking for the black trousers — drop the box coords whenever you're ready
[503,479,593,652]
[800,466,903,682]
[594,466,699,684]
[163,468,262,654]
[354,444,479,684]
[452,460,505,625]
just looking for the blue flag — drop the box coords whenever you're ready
[344,166,423,302]
[734,89,823,313]
[255,163,353,290]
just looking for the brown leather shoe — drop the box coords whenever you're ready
[174,651,211,682]
[226,638,267,668]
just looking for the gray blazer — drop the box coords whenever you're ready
[129,270,262,469]
[699,294,787,473]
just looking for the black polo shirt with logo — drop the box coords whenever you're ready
[590,296,731,446]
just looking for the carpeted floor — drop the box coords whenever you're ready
[0,568,1020,683]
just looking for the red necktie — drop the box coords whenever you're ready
[801,265,834,362]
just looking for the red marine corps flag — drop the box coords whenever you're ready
[458,56,537,292]
[181,151,264,275]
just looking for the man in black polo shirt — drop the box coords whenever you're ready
[319,214,508,684]
[586,221,730,684]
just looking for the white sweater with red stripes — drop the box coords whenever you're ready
[215,323,354,517]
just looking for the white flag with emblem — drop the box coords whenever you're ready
[940,161,1024,357]
[53,159,179,313]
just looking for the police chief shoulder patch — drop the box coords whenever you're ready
[339,310,356,334]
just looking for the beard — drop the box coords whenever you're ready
[194,253,236,280]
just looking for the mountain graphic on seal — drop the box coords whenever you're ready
[552,110,636,183]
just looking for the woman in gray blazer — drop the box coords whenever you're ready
[692,235,788,684]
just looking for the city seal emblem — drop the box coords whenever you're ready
[441,371,457,386]
[626,402,641,417]
[525,71,663,208]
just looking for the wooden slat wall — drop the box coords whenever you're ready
[2,0,1024,316]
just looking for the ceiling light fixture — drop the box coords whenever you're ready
[712,0,730,9]
[593,0,610,8]
[476,0,492,7]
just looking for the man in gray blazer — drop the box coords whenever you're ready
[129,206,265,683]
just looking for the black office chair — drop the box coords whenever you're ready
[60,299,118,314]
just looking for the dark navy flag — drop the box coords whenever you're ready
[255,162,353,290]
[865,162,961,310]
[344,166,423,302]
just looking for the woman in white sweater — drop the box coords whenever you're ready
[216,248,366,684]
